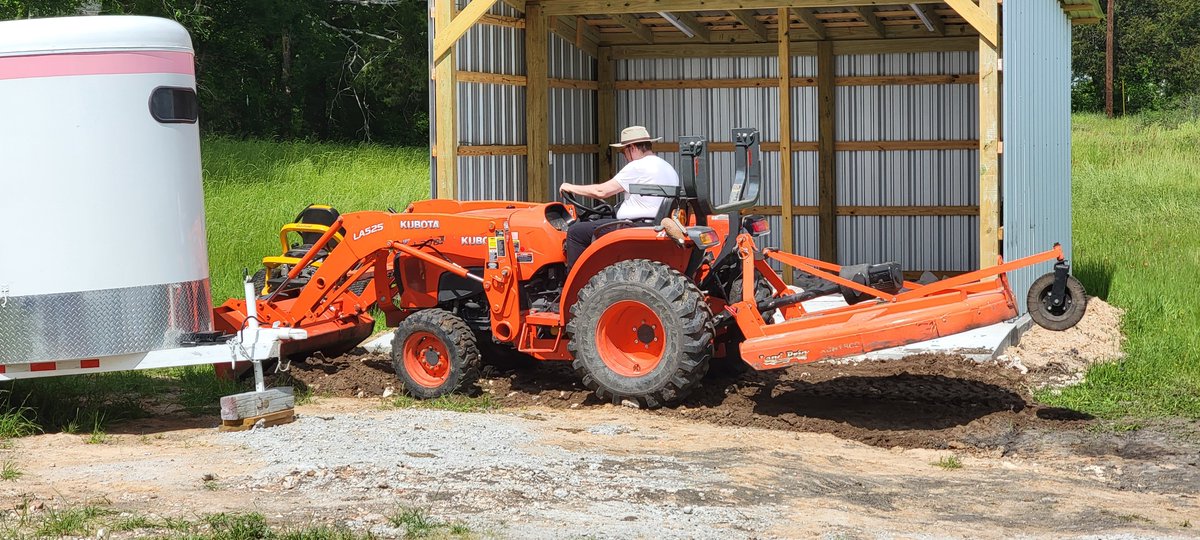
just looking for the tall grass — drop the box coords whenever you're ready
[1038,114,1200,417]
[201,137,430,304]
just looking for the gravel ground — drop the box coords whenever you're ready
[220,410,779,539]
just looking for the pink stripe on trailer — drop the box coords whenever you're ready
[0,50,194,81]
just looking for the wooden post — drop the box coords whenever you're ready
[1105,0,1115,118]
[434,0,458,199]
[597,46,616,181]
[525,1,551,202]
[816,40,837,263]
[978,0,1001,268]
[778,8,794,284]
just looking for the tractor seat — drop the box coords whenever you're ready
[590,197,692,241]
[293,205,341,246]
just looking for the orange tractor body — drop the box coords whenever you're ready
[213,129,1086,407]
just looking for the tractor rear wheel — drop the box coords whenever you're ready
[391,309,481,399]
[1027,273,1087,331]
[567,260,713,408]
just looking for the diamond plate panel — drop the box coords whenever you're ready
[0,279,212,364]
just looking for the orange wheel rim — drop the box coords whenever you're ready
[595,300,665,377]
[402,331,451,388]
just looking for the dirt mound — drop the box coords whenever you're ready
[1002,297,1125,386]
[280,348,1092,452]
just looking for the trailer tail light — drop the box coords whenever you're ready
[743,216,770,237]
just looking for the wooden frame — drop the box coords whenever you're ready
[432,1,1098,271]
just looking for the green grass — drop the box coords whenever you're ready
[932,455,963,470]
[1036,114,1200,418]
[1,460,22,481]
[201,137,430,304]
[387,506,473,539]
[1,508,377,540]
[389,394,497,413]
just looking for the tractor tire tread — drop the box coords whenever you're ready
[566,259,714,408]
[391,308,481,399]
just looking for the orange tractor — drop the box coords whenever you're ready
[213,129,1086,407]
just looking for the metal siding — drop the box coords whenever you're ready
[442,13,598,201]
[1003,1,1074,312]
[835,52,979,272]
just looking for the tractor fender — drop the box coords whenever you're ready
[559,227,693,318]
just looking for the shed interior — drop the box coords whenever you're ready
[430,0,1102,284]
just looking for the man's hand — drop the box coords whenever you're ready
[559,183,579,195]
[560,179,625,199]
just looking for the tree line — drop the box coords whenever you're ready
[1073,0,1199,114]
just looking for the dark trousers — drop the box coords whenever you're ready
[565,218,619,267]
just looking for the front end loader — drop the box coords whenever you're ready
[213,128,1086,408]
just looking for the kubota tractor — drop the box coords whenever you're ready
[213,128,1086,407]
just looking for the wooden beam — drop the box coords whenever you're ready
[433,0,500,63]
[729,10,769,41]
[792,8,827,40]
[943,0,998,47]
[817,40,836,263]
[744,205,981,217]
[854,6,887,38]
[911,3,945,35]
[597,47,617,181]
[663,11,711,42]
[610,73,977,89]
[778,7,794,284]
[526,2,551,202]
[434,0,458,199]
[543,0,925,16]
[978,0,1000,268]
[455,70,599,89]
[610,36,978,59]
[610,13,654,43]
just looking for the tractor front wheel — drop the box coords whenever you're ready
[391,309,481,399]
[567,260,714,408]
[1026,273,1087,331]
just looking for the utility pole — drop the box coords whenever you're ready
[1106,0,1116,118]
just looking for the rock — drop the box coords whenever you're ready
[620,399,641,409]
[201,473,216,482]
[95,527,108,539]
[382,386,395,398]
[682,506,694,515]
[553,488,568,498]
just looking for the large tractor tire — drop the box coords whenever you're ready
[391,309,481,399]
[567,260,714,408]
[1027,273,1087,331]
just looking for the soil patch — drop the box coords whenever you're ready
[279,350,1097,453]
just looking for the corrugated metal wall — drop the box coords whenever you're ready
[614,51,979,272]
[1003,1,1074,312]
[836,51,979,272]
[430,2,597,200]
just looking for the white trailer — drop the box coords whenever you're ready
[0,16,299,383]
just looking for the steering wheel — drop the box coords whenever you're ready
[561,191,616,222]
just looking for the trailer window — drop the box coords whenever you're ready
[149,87,198,124]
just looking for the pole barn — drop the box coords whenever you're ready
[428,0,1102,311]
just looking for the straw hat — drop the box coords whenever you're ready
[610,125,662,147]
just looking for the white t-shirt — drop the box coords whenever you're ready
[612,155,680,220]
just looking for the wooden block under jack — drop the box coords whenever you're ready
[219,409,295,432]
[220,387,294,421]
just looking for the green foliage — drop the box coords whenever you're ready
[1036,114,1200,417]
[1074,1,1200,113]
[387,507,471,539]
[96,0,429,145]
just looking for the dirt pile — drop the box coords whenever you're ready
[1001,297,1125,386]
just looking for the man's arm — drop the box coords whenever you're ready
[560,179,625,199]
